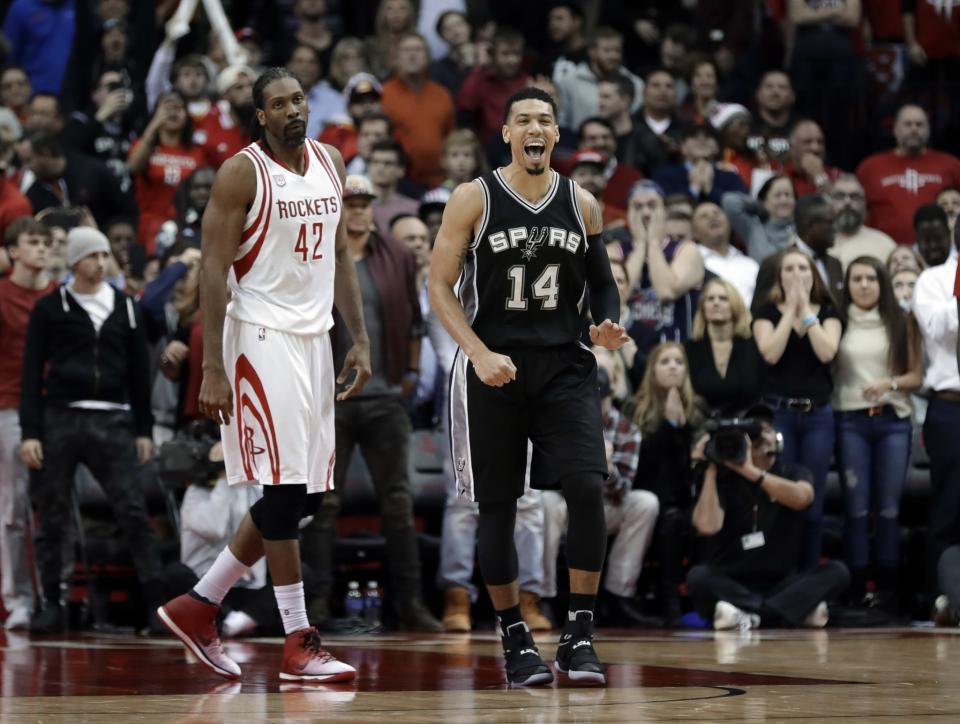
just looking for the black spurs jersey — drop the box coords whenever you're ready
[458,168,590,348]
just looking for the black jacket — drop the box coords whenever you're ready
[26,153,139,229]
[20,284,153,439]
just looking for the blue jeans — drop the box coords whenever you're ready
[436,481,544,599]
[835,411,911,570]
[773,404,836,570]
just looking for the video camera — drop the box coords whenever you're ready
[703,417,766,465]
[157,419,223,487]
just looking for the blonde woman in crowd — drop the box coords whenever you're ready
[685,278,763,417]
[624,342,704,623]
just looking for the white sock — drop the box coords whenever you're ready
[274,581,310,634]
[193,548,250,605]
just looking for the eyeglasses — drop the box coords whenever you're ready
[830,191,864,202]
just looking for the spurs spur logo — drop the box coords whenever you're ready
[521,226,549,260]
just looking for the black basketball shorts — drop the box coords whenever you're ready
[448,342,607,502]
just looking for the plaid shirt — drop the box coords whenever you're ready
[602,406,641,502]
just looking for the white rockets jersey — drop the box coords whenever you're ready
[226,139,342,336]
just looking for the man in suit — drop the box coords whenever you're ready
[752,194,843,313]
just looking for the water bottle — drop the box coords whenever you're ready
[364,581,382,626]
[344,581,364,620]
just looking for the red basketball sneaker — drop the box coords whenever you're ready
[157,593,241,679]
[279,627,356,682]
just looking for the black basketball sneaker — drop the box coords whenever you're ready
[500,621,554,687]
[555,611,605,685]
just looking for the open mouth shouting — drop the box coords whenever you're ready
[523,138,546,163]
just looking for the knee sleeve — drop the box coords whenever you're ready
[561,472,606,573]
[477,499,519,586]
[249,485,308,540]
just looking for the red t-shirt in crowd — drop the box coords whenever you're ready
[551,157,643,212]
[0,277,56,408]
[783,161,843,198]
[0,176,32,242]
[856,149,960,245]
[905,0,960,59]
[954,258,960,298]
[864,0,904,41]
[317,123,358,164]
[130,140,209,253]
[194,100,249,170]
[457,69,530,145]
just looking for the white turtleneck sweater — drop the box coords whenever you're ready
[832,304,911,417]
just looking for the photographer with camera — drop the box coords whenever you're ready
[687,403,849,630]
[159,429,294,638]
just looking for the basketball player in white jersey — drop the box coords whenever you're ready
[157,68,371,682]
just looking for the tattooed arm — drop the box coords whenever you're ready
[428,181,517,387]
[576,185,629,350]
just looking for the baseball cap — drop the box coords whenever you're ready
[343,175,376,200]
[570,149,606,170]
[419,187,451,216]
[216,64,255,96]
[344,73,382,102]
[710,103,751,131]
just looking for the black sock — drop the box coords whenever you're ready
[566,593,596,626]
[496,605,523,637]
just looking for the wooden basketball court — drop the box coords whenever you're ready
[1,626,957,721]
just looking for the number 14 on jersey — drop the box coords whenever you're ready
[294,222,324,262]
[506,264,559,310]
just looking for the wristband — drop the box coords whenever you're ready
[890,377,899,392]
[802,313,817,327]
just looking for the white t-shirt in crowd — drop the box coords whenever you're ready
[68,282,114,333]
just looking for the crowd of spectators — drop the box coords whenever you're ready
[0,0,959,635]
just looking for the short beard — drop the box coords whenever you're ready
[282,127,307,147]
[525,166,545,176]
[835,210,861,234]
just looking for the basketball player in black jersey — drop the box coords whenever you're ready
[429,87,627,686]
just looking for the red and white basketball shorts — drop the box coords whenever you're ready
[221,317,336,493]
